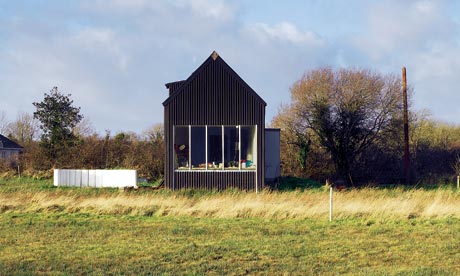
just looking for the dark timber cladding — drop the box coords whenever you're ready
[165,80,186,96]
[163,51,266,191]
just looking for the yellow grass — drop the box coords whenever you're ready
[2,188,460,220]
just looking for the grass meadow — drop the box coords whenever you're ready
[1,177,460,275]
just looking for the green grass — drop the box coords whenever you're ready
[0,176,52,190]
[2,177,460,275]
[1,213,459,275]
[277,176,324,191]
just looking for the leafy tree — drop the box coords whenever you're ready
[272,106,311,172]
[33,87,83,164]
[272,105,333,180]
[282,68,403,185]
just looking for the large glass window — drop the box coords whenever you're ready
[241,126,257,170]
[174,126,189,169]
[191,126,206,169]
[207,126,222,170]
[224,126,239,169]
[174,125,256,171]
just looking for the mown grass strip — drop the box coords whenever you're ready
[1,213,460,275]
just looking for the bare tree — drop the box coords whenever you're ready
[142,123,164,142]
[286,67,403,185]
[7,112,39,144]
[73,117,95,138]
[0,111,8,135]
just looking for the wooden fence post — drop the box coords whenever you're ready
[329,187,333,222]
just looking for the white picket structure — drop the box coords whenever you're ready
[53,169,138,188]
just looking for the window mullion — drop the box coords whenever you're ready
[188,125,191,170]
[205,125,208,171]
[221,125,224,171]
[238,125,241,170]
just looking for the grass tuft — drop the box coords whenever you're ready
[2,177,460,220]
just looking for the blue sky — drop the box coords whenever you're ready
[1,0,459,134]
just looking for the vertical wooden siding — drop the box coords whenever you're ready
[165,80,186,96]
[164,55,265,191]
[174,171,256,191]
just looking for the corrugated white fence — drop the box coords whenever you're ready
[53,169,138,188]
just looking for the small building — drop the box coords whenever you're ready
[163,51,280,191]
[0,134,23,164]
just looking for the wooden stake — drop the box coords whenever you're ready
[329,187,333,222]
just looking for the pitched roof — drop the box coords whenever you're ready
[163,51,267,106]
[0,134,23,149]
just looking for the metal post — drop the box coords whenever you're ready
[402,67,410,185]
[457,175,459,190]
[329,187,333,222]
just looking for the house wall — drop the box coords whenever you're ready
[0,149,21,163]
[264,129,281,183]
[164,56,265,191]
[174,171,256,190]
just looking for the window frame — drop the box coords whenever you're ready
[173,125,257,172]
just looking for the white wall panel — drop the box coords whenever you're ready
[54,169,138,188]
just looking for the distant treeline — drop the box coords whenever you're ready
[0,120,164,181]
[1,112,460,185]
[2,112,460,185]
[269,67,460,186]
[273,110,460,185]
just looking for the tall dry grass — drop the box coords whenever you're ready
[2,188,460,219]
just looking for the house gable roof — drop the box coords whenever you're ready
[163,51,267,106]
[0,134,23,149]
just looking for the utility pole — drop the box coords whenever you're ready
[402,67,410,185]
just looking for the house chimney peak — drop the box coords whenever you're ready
[211,51,219,60]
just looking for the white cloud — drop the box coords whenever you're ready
[69,27,129,71]
[345,0,460,125]
[81,0,164,14]
[353,1,451,60]
[416,42,460,78]
[84,0,236,22]
[174,0,236,21]
[242,22,324,46]
[414,0,436,14]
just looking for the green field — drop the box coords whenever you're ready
[1,178,460,275]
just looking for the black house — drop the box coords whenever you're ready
[163,51,279,191]
[0,134,23,164]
